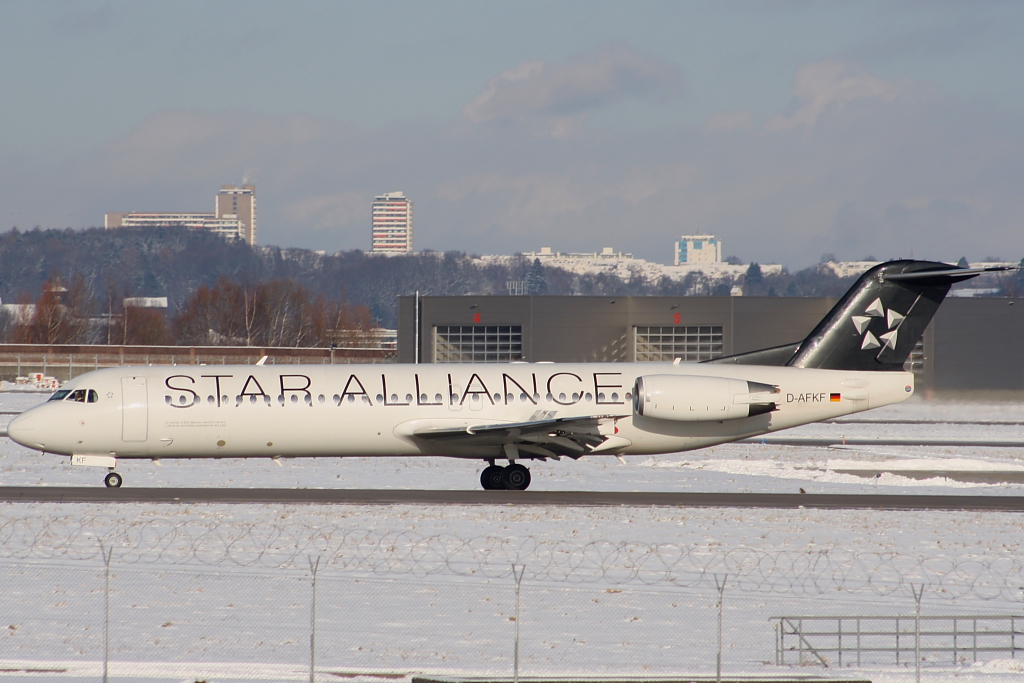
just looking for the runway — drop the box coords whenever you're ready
[740,436,1024,447]
[2,486,1024,510]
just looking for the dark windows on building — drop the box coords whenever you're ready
[434,325,523,363]
[635,325,723,362]
[906,339,925,374]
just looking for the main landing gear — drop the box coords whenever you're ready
[480,462,531,491]
[104,471,123,488]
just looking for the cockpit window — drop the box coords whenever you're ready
[52,388,98,403]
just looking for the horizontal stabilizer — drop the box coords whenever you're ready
[882,265,1016,284]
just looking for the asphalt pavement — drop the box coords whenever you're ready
[2,487,1024,510]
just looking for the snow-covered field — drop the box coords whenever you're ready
[2,393,1024,682]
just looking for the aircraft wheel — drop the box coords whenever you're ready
[480,465,505,490]
[104,472,123,488]
[501,463,531,491]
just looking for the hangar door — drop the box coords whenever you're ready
[121,376,148,442]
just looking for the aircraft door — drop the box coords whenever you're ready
[121,376,148,442]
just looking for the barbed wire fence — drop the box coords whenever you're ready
[2,516,1024,681]
[2,515,1023,600]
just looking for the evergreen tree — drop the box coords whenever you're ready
[524,258,547,295]
[745,262,763,292]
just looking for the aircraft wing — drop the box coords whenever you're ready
[411,413,630,458]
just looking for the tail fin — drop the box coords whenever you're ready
[706,260,1014,371]
[787,260,1002,371]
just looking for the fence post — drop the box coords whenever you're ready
[309,556,321,683]
[100,541,114,683]
[838,617,843,667]
[512,564,526,683]
[912,583,926,683]
[715,574,727,683]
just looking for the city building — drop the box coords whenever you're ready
[105,184,257,244]
[398,295,1024,392]
[107,213,247,242]
[817,260,880,279]
[371,192,413,253]
[675,235,722,265]
[215,185,257,245]
[477,245,780,286]
[123,297,169,309]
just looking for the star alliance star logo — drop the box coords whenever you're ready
[851,297,905,351]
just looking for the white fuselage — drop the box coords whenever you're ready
[7,362,914,462]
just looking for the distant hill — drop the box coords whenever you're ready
[0,227,953,332]
[0,226,505,328]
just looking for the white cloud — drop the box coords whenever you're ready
[463,60,545,124]
[462,45,680,133]
[764,61,900,131]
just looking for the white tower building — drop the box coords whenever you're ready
[371,192,413,253]
[674,235,722,265]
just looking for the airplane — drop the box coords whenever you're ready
[0,260,1012,490]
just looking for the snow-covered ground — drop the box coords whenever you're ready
[2,393,1024,682]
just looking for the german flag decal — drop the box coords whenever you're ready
[830,393,841,402]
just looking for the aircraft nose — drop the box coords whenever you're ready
[6,411,46,450]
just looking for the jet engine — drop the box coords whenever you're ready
[632,375,779,422]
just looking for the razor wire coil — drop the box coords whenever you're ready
[1,514,1021,601]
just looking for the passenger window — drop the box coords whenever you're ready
[48,390,71,402]
[67,389,87,403]
[87,390,99,403]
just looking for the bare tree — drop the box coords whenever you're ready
[12,274,94,344]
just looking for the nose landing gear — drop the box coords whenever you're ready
[479,462,531,490]
[104,471,123,488]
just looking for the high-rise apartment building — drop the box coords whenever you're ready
[216,185,257,245]
[675,235,722,265]
[371,192,413,253]
[105,184,257,245]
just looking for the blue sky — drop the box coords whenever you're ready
[1,1,1022,267]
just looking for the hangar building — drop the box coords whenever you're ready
[397,295,1024,393]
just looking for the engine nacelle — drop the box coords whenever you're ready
[633,375,779,422]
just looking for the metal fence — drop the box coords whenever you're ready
[3,516,1024,601]
[2,518,1024,681]
[0,343,395,382]
[773,615,1024,667]
[1,560,728,681]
